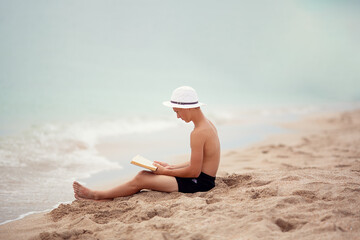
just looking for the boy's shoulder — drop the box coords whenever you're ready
[191,121,214,137]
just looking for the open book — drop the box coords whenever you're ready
[131,155,158,171]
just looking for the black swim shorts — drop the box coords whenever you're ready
[175,172,216,193]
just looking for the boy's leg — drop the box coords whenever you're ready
[73,171,178,200]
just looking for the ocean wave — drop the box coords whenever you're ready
[0,116,177,171]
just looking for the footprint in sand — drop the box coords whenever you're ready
[248,187,278,199]
[275,218,295,232]
[37,229,95,240]
[292,190,317,201]
[220,174,252,187]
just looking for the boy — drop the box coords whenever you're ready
[73,86,220,200]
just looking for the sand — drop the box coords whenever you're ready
[1,109,359,240]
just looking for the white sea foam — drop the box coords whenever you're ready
[0,116,177,170]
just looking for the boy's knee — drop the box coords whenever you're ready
[136,170,150,178]
[132,171,150,186]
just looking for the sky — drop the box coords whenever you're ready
[0,0,359,124]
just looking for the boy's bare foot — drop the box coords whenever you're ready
[74,193,88,201]
[73,181,97,200]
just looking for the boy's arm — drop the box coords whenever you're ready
[154,131,204,178]
[172,162,190,169]
[153,161,190,169]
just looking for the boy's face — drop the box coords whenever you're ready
[173,108,190,123]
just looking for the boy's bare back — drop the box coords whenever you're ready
[191,119,220,177]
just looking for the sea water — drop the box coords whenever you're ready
[1,0,360,224]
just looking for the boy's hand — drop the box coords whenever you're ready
[153,161,169,167]
[152,163,167,175]
[153,161,174,169]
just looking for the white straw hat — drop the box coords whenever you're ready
[163,86,205,109]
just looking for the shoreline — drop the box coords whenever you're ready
[1,108,359,239]
[0,111,290,225]
[0,201,72,226]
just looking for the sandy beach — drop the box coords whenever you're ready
[0,109,359,240]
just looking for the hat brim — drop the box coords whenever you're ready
[162,101,205,109]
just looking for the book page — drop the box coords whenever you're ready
[131,155,157,171]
